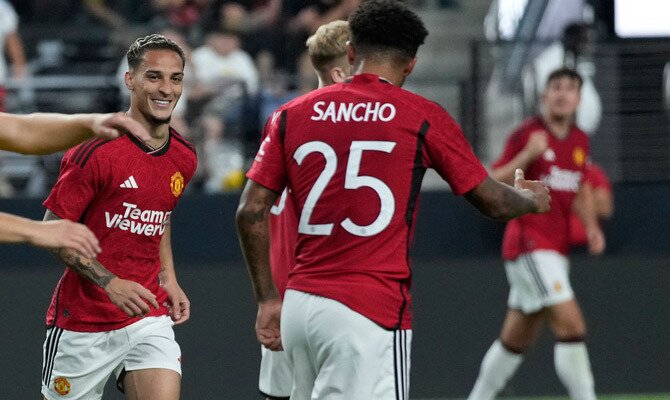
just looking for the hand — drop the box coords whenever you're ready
[514,169,551,213]
[586,225,606,255]
[524,130,549,160]
[30,219,101,258]
[90,113,152,143]
[161,281,191,325]
[104,277,159,318]
[256,298,282,351]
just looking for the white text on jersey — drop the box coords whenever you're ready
[104,202,171,237]
[311,101,396,123]
[541,166,582,192]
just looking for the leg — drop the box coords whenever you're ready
[548,300,597,400]
[123,368,180,400]
[281,290,317,400]
[468,308,545,400]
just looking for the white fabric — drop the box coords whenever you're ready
[41,316,181,400]
[555,342,597,400]
[191,46,259,95]
[505,250,574,314]
[468,340,524,400]
[259,347,293,397]
[281,289,411,400]
[0,0,19,84]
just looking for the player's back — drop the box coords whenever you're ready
[250,73,488,329]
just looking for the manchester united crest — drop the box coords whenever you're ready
[170,171,185,197]
[54,376,71,396]
[573,147,586,167]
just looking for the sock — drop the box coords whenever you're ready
[554,341,597,400]
[467,340,524,400]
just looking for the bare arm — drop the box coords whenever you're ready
[0,112,151,155]
[0,212,100,257]
[491,130,548,185]
[5,32,27,78]
[159,221,190,324]
[236,179,282,350]
[44,209,159,316]
[573,183,606,255]
[464,170,551,221]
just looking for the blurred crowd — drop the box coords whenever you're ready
[0,0,367,196]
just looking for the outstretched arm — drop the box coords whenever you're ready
[0,212,100,258]
[465,169,551,221]
[159,221,190,325]
[236,179,282,351]
[0,112,151,155]
[44,209,159,316]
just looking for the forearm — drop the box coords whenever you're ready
[574,184,599,232]
[6,33,26,76]
[0,113,98,154]
[491,150,537,185]
[0,212,40,243]
[465,176,541,221]
[158,222,178,284]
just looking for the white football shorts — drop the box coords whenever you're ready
[505,250,575,314]
[281,289,412,400]
[259,347,293,398]
[41,315,181,400]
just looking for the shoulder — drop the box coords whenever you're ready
[63,138,114,168]
[169,128,197,157]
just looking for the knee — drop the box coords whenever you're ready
[553,321,587,342]
[499,336,531,354]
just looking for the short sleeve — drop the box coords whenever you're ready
[43,151,99,222]
[423,108,488,195]
[246,110,288,193]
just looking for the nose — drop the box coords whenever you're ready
[158,78,173,96]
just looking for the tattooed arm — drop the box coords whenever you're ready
[44,209,159,317]
[235,179,282,351]
[464,170,551,221]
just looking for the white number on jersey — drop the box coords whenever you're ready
[293,140,396,237]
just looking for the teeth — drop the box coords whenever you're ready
[154,100,170,105]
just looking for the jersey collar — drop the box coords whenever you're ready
[126,129,171,156]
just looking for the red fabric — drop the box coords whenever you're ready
[493,116,590,260]
[248,73,488,329]
[43,131,197,332]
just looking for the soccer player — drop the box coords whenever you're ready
[467,68,604,400]
[40,34,197,400]
[236,1,550,399]
[258,20,352,400]
[0,111,152,257]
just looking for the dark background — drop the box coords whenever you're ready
[1,183,668,399]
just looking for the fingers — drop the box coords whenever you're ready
[514,168,524,189]
[111,113,152,143]
[257,331,282,351]
[137,286,160,310]
[65,223,101,258]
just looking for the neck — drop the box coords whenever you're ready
[543,113,572,139]
[354,60,405,87]
[127,108,170,148]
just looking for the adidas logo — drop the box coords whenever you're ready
[120,176,139,189]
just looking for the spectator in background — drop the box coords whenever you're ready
[524,22,602,134]
[569,161,613,248]
[191,28,259,192]
[0,0,27,112]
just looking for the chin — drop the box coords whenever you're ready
[150,114,172,125]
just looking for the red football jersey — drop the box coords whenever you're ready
[493,116,590,260]
[248,73,488,329]
[568,162,611,246]
[43,129,197,332]
[269,188,299,298]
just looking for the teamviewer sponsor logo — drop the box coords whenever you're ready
[104,202,171,236]
[120,176,139,189]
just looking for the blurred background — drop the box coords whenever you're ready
[0,0,668,399]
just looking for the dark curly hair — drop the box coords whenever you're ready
[126,34,185,70]
[348,0,428,61]
[547,67,583,88]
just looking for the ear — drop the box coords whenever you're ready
[330,67,347,83]
[347,41,356,66]
[124,71,133,90]
[403,56,418,77]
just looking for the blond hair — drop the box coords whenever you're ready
[306,20,351,75]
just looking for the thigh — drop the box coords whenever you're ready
[116,317,182,399]
[41,327,128,400]
[281,290,317,400]
[123,368,181,400]
[547,299,587,339]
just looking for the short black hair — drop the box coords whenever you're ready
[126,34,186,70]
[546,67,583,88]
[348,0,428,61]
